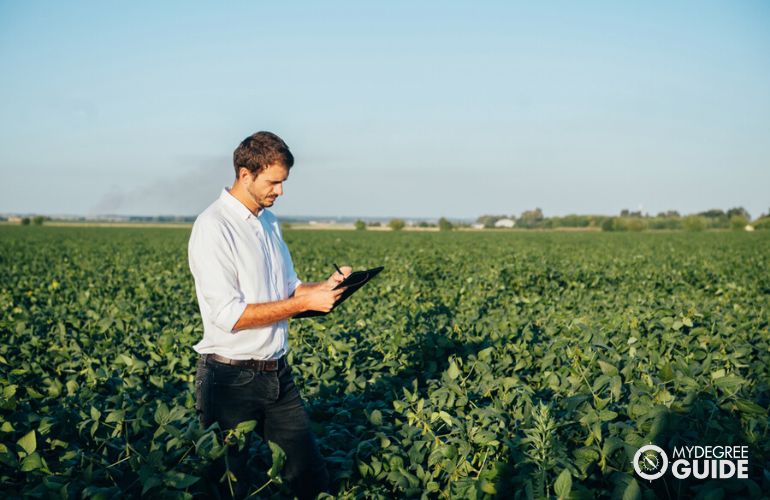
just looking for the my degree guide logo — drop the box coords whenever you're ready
[633,443,750,481]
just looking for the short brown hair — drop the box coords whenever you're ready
[233,131,294,178]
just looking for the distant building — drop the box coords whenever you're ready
[471,223,484,229]
[494,218,515,228]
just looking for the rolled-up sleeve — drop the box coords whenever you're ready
[188,217,247,333]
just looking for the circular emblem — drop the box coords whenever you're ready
[633,444,668,481]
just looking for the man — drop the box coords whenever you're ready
[188,131,350,499]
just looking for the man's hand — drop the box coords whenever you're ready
[288,265,352,313]
[325,266,352,290]
[303,287,345,313]
[233,283,346,331]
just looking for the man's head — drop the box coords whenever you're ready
[232,131,294,212]
[233,131,294,178]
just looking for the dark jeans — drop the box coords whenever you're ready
[195,355,329,499]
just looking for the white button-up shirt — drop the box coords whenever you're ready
[188,188,301,360]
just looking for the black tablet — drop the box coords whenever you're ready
[293,266,384,318]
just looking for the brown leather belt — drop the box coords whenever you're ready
[204,353,286,372]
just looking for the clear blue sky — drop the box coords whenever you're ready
[1,1,769,219]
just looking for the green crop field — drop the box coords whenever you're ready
[1,226,768,499]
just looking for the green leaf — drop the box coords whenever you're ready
[554,469,572,499]
[731,399,767,416]
[20,452,42,472]
[164,471,200,489]
[714,374,744,393]
[17,430,36,455]
[598,360,618,376]
[104,410,125,423]
[622,477,641,500]
[481,480,496,494]
[610,376,622,400]
[660,363,675,382]
[141,476,162,495]
[268,441,286,479]
[118,353,133,366]
[369,409,383,426]
[447,360,461,380]
[478,347,495,360]
[154,402,170,425]
[599,410,618,422]
[235,420,257,433]
[3,385,17,399]
[65,380,78,396]
[26,387,44,399]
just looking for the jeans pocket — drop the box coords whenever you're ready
[195,360,213,426]
[212,364,255,387]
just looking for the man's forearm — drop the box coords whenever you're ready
[292,282,327,297]
[232,295,309,331]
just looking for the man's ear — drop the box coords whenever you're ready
[237,167,255,183]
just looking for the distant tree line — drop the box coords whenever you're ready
[16,216,48,226]
[8,208,770,232]
[476,207,770,231]
[6,214,197,226]
[353,217,458,231]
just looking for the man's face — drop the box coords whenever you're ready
[243,163,289,210]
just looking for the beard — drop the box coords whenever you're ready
[260,196,277,208]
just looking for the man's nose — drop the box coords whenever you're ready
[274,183,283,196]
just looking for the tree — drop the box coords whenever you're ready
[649,216,682,230]
[730,215,749,230]
[699,209,725,219]
[518,208,544,228]
[21,217,31,226]
[476,215,506,228]
[683,215,707,231]
[625,218,646,231]
[558,215,591,228]
[32,216,45,225]
[388,219,405,231]
[754,217,770,230]
[613,218,647,231]
[726,207,750,221]
[438,217,453,231]
[354,220,366,230]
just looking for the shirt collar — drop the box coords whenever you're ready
[219,187,263,220]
